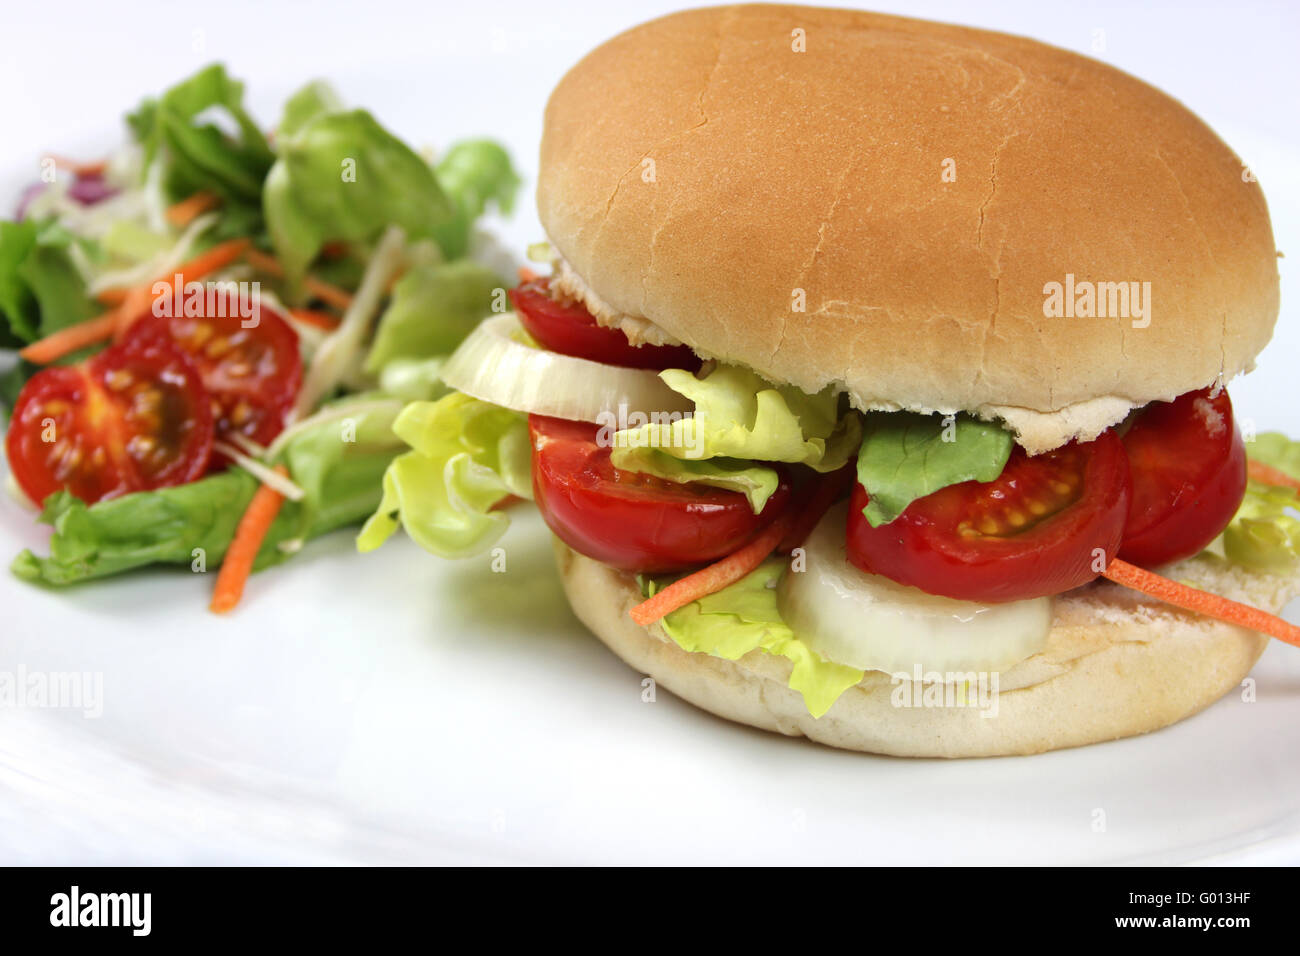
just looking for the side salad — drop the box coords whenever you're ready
[0,65,518,611]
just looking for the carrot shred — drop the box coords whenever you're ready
[629,515,792,628]
[304,276,354,310]
[243,248,355,309]
[210,464,290,614]
[110,284,155,341]
[20,238,251,363]
[17,310,121,364]
[95,287,128,306]
[244,248,284,277]
[287,308,341,331]
[518,266,540,283]
[1248,459,1300,494]
[165,190,221,227]
[47,154,108,178]
[1103,557,1300,647]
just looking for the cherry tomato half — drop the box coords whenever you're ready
[529,414,789,573]
[127,287,302,453]
[6,337,214,506]
[1118,387,1247,567]
[847,430,1132,603]
[510,278,699,370]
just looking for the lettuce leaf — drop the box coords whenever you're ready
[648,558,864,718]
[364,260,504,373]
[263,109,452,284]
[127,64,274,228]
[0,220,39,342]
[1225,433,1300,572]
[430,140,521,260]
[277,80,344,140]
[357,392,531,558]
[609,448,779,513]
[856,411,1013,526]
[12,402,402,585]
[16,225,99,343]
[611,365,861,511]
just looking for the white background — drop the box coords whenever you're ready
[1,1,1298,864]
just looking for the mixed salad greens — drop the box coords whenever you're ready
[0,65,519,602]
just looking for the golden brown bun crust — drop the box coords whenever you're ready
[539,5,1279,450]
[554,537,1300,757]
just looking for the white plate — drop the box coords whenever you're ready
[2,500,1299,865]
[2,0,1300,866]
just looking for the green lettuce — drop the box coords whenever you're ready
[0,221,98,348]
[648,558,864,718]
[609,448,780,513]
[856,411,1013,526]
[12,403,402,586]
[127,64,274,229]
[364,260,504,373]
[612,365,861,512]
[277,80,344,140]
[263,109,452,284]
[0,220,40,343]
[357,392,531,558]
[430,140,521,260]
[1225,433,1300,572]
[16,225,99,343]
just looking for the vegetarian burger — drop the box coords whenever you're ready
[367,5,1300,756]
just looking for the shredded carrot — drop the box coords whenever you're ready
[1103,557,1300,647]
[210,465,290,614]
[110,284,155,341]
[244,248,355,309]
[21,238,251,363]
[518,266,540,284]
[244,248,284,277]
[304,276,354,310]
[95,287,128,306]
[47,154,108,178]
[118,238,251,339]
[630,515,792,627]
[165,190,221,227]
[287,308,341,331]
[1248,459,1300,494]
[18,311,121,364]
[112,238,251,340]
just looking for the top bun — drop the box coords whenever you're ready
[538,5,1280,452]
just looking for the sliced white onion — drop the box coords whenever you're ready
[778,503,1051,676]
[440,314,694,423]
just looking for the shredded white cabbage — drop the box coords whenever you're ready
[213,442,307,501]
[292,225,408,418]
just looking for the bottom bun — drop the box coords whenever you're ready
[553,538,1300,757]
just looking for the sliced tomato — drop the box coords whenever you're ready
[847,430,1132,603]
[5,337,214,506]
[127,287,302,453]
[1118,387,1246,567]
[509,278,699,370]
[529,414,789,573]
